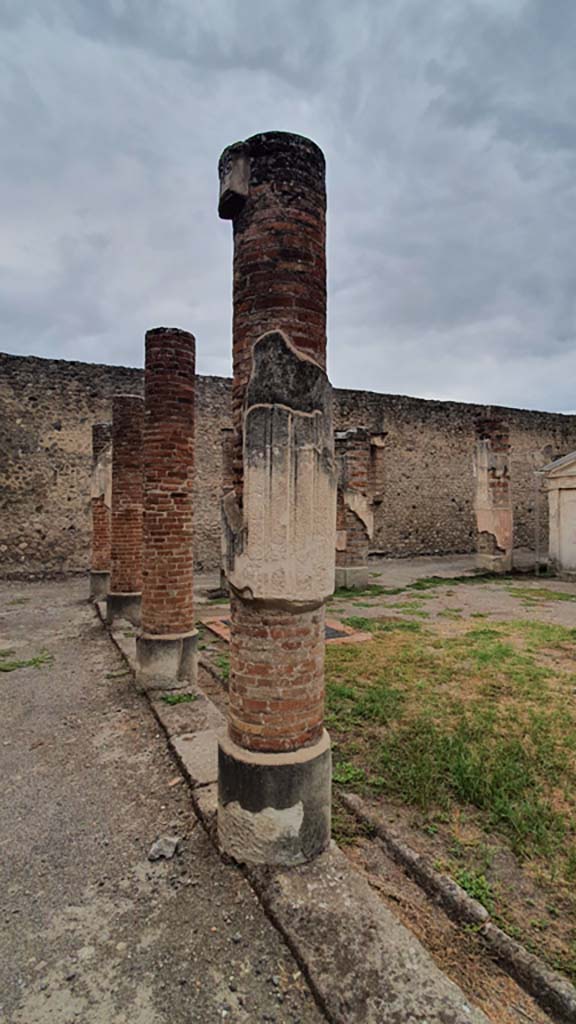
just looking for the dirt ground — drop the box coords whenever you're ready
[0,578,325,1024]
[198,556,576,1023]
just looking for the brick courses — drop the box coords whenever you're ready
[219,131,330,758]
[228,598,325,753]
[220,132,326,497]
[90,422,111,574]
[110,394,144,594]
[141,328,195,636]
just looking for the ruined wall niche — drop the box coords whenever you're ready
[335,427,374,589]
[2,352,576,577]
[473,416,513,573]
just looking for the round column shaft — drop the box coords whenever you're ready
[217,131,336,865]
[136,327,197,689]
[107,393,144,626]
[90,422,112,600]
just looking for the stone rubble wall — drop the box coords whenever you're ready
[2,350,576,576]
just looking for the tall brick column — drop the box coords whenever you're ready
[217,132,336,865]
[136,328,197,689]
[335,428,374,589]
[219,427,234,592]
[90,422,112,600]
[107,394,144,626]
[474,416,513,573]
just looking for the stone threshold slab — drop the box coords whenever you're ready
[96,602,490,1024]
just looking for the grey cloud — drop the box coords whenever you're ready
[1,0,576,412]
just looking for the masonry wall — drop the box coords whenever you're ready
[2,350,576,576]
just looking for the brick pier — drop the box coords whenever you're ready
[90,422,112,600]
[107,394,144,626]
[217,132,336,865]
[474,416,513,573]
[136,328,197,688]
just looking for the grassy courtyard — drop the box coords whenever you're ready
[326,573,576,982]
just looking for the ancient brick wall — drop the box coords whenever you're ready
[3,350,576,576]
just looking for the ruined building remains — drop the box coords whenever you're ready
[335,428,375,589]
[474,417,513,573]
[136,328,198,689]
[3,358,576,580]
[217,132,335,864]
[89,422,112,600]
[107,394,144,626]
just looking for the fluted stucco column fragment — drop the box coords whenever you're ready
[107,394,144,626]
[136,328,197,689]
[90,422,112,600]
[217,132,336,866]
[474,417,513,573]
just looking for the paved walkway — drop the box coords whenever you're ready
[0,579,325,1024]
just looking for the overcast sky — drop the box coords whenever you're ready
[1,0,575,411]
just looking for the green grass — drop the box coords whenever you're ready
[160,692,197,705]
[453,868,496,913]
[390,600,430,617]
[326,620,576,864]
[332,584,405,599]
[342,615,424,635]
[7,597,29,606]
[507,586,576,604]
[216,654,230,681]
[0,649,53,672]
[105,669,131,680]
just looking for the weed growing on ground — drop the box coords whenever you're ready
[0,649,53,672]
[160,692,197,705]
[105,669,130,680]
[453,868,496,913]
[216,654,230,681]
[7,597,29,606]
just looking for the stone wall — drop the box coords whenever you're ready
[2,350,576,576]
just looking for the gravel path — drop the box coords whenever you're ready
[0,578,326,1024]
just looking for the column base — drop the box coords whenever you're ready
[218,730,331,866]
[90,570,110,601]
[475,553,512,574]
[335,565,370,590]
[106,591,142,627]
[136,630,198,691]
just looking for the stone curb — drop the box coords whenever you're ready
[340,791,576,1023]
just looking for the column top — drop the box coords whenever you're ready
[218,131,325,219]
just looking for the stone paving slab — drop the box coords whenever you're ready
[172,728,223,788]
[251,846,490,1024]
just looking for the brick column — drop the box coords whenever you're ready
[90,422,112,600]
[217,132,336,865]
[136,328,197,689]
[107,394,144,625]
[219,427,234,592]
[335,428,374,589]
[474,416,513,573]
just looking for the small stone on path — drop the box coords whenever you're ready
[148,835,180,861]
